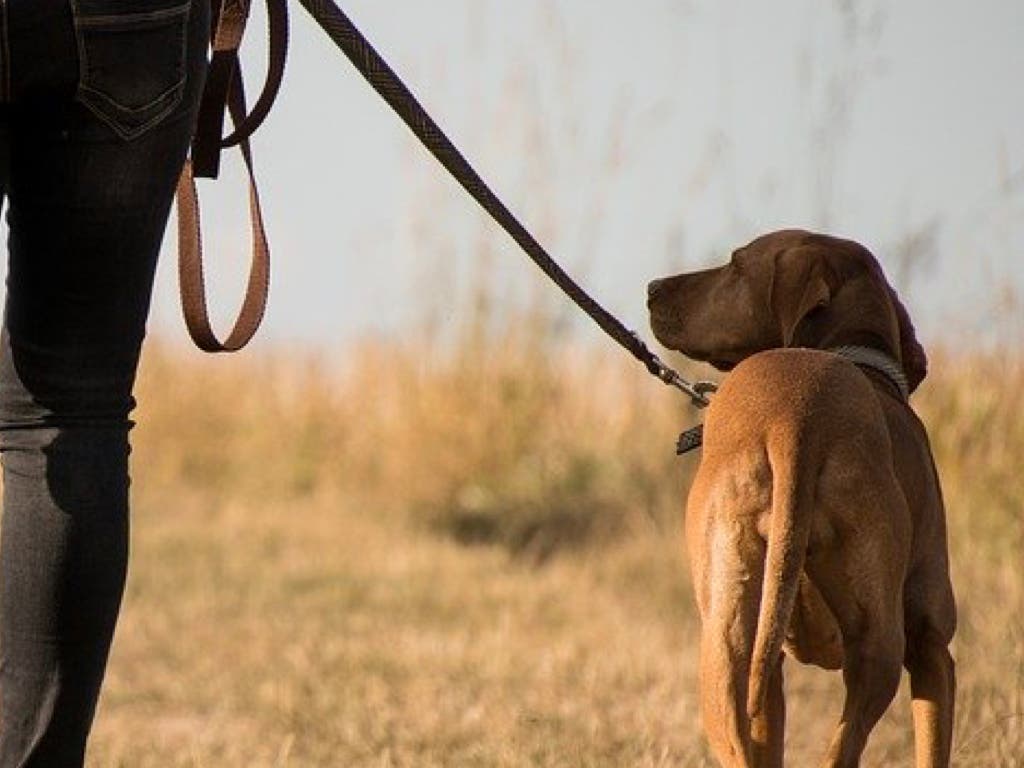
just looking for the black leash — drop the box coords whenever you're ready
[293,0,715,409]
[182,0,716,430]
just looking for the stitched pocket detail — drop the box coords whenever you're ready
[71,0,191,140]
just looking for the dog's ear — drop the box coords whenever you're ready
[888,286,928,392]
[774,249,833,347]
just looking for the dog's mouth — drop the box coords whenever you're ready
[684,346,748,372]
[648,324,739,372]
[648,312,681,349]
[648,311,746,372]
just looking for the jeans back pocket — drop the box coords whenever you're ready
[71,0,192,140]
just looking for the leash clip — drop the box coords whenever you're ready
[653,356,717,409]
[628,331,718,409]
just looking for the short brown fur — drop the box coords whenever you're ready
[647,229,955,767]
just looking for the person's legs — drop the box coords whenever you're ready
[0,1,208,764]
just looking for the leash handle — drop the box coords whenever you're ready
[296,0,704,400]
[177,72,271,352]
[176,0,287,352]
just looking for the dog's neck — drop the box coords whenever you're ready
[830,345,909,401]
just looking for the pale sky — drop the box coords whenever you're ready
[107,1,1024,349]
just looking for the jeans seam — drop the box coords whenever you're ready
[0,0,10,103]
[70,0,88,112]
[75,4,190,29]
[78,81,184,132]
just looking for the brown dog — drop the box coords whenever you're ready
[647,230,955,767]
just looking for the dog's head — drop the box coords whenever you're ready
[647,229,927,392]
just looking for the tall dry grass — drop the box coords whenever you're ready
[77,325,1023,766]
[133,315,695,561]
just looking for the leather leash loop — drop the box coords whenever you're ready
[177,73,271,352]
[221,0,289,147]
[212,0,251,52]
[177,0,286,351]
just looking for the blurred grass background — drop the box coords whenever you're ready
[74,309,1023,766]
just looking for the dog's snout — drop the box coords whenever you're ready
[647,278,667,302]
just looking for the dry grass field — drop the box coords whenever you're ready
[78,323,1022,766]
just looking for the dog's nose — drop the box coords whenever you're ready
[647,278,667,302]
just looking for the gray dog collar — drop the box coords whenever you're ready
[831,345,910,401]
[677,345,911,456]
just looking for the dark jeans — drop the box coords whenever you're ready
[0,1,209,765]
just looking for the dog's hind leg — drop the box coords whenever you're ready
[692,517,767,768]
[822,627,904,768]
[905,622,955,767]
[904,505,956,767]
[808,476,910,768]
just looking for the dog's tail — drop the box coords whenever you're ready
[746,436,816,719]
